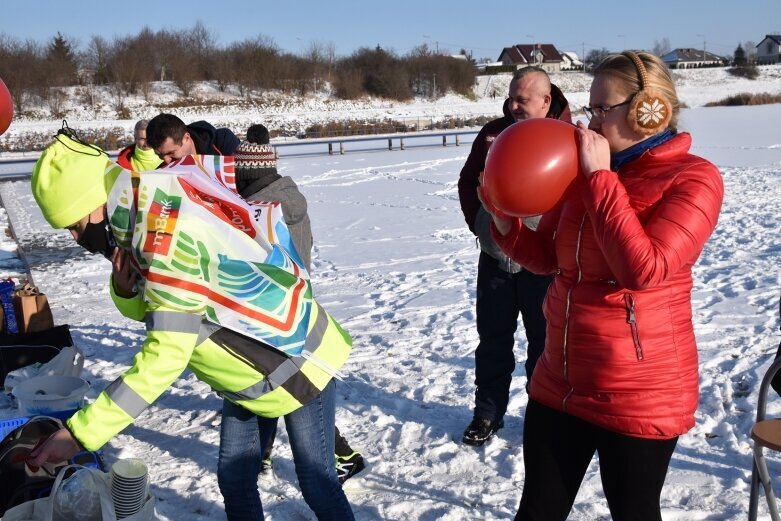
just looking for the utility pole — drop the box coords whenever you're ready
[697,34,707,62]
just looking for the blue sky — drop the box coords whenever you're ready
[2,0,780,60]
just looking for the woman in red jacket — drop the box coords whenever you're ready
[487,51,724,520]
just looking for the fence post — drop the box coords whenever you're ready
[388,138,392,151]
[400,138,405,150]
[339,142,345,155]
[456,135,460,146]
[442,135,447,147]
[328,143,333,155]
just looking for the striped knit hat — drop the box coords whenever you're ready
[235,124,279,193]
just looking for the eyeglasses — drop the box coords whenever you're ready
[582,99,632,120]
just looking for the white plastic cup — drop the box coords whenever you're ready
[111,459,148,519]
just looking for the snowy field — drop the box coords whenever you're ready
[0,69,780,520]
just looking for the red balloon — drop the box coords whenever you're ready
[482,118,580,217]
[0,76,12,136]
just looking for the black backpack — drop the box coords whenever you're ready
[0,415,104,515]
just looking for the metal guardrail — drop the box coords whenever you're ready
[271,129,480,157]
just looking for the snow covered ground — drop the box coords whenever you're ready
[0,68,780,520]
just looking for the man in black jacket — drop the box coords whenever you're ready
[457,66,571,446]
[146,113,240,163]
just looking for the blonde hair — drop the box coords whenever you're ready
[594,51,680,131]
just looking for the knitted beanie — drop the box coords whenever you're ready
[234,125,279,193]
[31,134,110,228]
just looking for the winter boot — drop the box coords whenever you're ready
[462,417,504,446]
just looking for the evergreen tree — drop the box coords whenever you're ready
[46,32,78,86]
[733,44,746,66]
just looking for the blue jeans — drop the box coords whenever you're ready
[217,380,354,520]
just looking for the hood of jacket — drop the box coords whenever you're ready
[187,120,240,156]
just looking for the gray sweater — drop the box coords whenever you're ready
[475,206,540,274]
[240,176,313,271]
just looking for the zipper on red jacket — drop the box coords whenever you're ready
[624,293,644,360]
[561,213,587,411]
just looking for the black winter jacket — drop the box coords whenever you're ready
[187,120,240,156]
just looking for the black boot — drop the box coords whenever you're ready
[462,417,504,446]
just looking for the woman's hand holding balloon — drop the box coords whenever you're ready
[575,121,611,178]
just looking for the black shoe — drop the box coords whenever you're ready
[462,417,504,446]
[336,451,366,484]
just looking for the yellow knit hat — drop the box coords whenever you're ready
[31,134,110,228]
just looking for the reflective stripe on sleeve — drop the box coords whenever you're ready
[105,377,151,419]
[145,310,202,334]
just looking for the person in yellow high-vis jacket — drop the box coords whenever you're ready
[27,131,355,521]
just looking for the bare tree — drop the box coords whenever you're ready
[189,21,219,80]
[78,82,100,118]
[304,40,334,92]
[166,32,199,97]
[231,36,281,96]
[0,35,43,113]
[325,41,336,84]
[743,40,757,63]
[585,47,611,71]
[109,36,146,96]
[46,87,67,117]
[83,35,111,84]
[652,38,671,57]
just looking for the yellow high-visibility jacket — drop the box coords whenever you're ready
[67,282,351,451]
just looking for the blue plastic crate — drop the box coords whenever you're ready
[0,408,77,441]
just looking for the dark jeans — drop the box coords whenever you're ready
[262,425,354,461]
[473,252,551,423]
[516,400,678,521]
[217,380,354,521]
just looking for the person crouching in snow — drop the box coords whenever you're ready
[27,129,356,521]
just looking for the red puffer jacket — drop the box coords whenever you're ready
[493,132,724,439]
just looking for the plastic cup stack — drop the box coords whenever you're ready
[111,458,148,519]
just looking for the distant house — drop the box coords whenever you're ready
[661,48,727,69]
[498,44,564,73]
[560,51,584,71]
[756,35,781,64]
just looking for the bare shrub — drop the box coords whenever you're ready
[704,92,781,106]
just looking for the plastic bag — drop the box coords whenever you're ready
[4,346,84,394]
[1,465,155,521]
[52,468,106,521]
